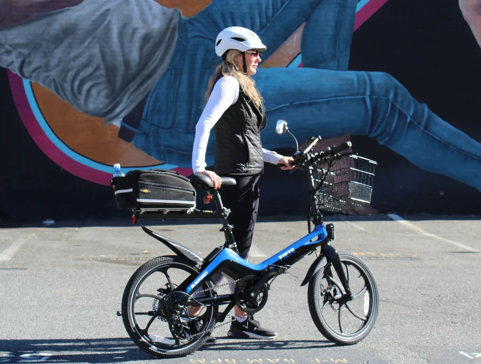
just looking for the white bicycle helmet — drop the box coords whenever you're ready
[215,26,267,58]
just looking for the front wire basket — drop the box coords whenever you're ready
[312,154,377,213]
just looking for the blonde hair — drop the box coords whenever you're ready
[204,50,263,108]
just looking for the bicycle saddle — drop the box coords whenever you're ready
[190,173,237,190]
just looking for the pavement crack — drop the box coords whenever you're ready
[65,219,87,241]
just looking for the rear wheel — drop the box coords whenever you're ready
[308,252,379,345]
[121,256,217,358]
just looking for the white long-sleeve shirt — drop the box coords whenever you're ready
[192,76,282,173]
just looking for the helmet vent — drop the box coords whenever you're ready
[231,37,246,42]
[216,39,222,46]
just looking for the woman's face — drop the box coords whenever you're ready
[234,50,262,76]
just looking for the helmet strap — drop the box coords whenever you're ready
[242,53,248,74]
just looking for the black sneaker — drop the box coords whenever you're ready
[188,318,217,345]
[227,316,277,339]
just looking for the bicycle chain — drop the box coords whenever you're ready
[186,279,240,340]
[151,279,240,342]
[158,271,296,342]
[184,271,295,341]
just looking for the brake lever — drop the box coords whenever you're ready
[277,164,299,174]
[277,150,305,172]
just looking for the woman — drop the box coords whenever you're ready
[191,26,294,339]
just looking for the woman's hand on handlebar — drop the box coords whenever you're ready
[278,156,295,170]
[198,170,222,189]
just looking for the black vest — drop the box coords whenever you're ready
[213,87,267,175]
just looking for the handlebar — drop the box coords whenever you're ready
[297,140,352,167]
[277,138,353,170]
[274,134,376,225]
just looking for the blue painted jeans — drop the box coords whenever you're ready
[127,0,481,191]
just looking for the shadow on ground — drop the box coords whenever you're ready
[0,337,335,362]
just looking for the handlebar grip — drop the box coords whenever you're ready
[277,158,297,171]
[329,141,352,155]
[277,161,294,169]
[277,151,300,169]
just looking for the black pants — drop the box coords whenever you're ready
[221,174,261,260]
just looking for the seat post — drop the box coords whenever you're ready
[212,190,239,254]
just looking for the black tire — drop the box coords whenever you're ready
[121,256,217,358]
[308,252,379,345]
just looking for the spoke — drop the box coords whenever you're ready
[144,314,157,333]
[156,265,176,291]
[321,298,331,312]
[165,271,174,291]
[139,315,160,339]
[136,293,163,300]
[345,263,350,286]
[352,285,367,299]
[338,304,344,333]
[345,302,367,321]
[132,294,162,316]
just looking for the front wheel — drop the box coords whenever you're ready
[308,252,379,345]
[121,256,217,358]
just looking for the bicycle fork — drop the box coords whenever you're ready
[323,244,353,300]
[301,223,352,300]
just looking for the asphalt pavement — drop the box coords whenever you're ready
[0,213,480,364]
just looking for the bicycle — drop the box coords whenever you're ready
[117,120,379,358]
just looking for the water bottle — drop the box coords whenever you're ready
[113,163,125,177]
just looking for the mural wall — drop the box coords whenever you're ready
[1,0,481,222]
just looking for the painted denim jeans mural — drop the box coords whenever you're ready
[1,0,480,192]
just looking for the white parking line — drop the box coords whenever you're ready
[387,214,479,252]
[0,234,36,261]
[340,216,373,233]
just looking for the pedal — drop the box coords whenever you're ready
[117,311,122,317]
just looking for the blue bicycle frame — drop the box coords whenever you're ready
[186,223,328,294]
[138,205,339,315]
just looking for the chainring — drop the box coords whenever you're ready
[234,276,269,315]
